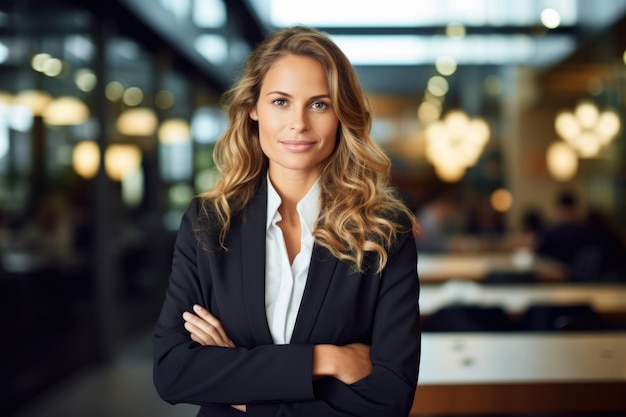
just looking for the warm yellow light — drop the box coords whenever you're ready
[116,108,157,136]
[75,69,97,92]
[467,118,490,146]
[555,101,621,158]
[572,131,601,158]
[73,140,100,179]
[14,90,52,116]
[446,22,466,38]
[43,96,90,125]
[444,110,470,136]
[623,49,626,66]
[121,167,144,207]
[596,110,621,144]
[435,55,457,76]
[491,188,513,212]
[105,144,142,181]
[434,163,465,183]
[424,122,448,163]
[426,76,449,97]
[554,111,579,141]
[540,8,561,29]
[123,87,143,106]
[31,53,51,72]
[105,81,124,101]
[574,101,599,129]
[158,118,191,144]
[42,58,63,77]
[425,110,491,181]
[417,101,440,123]
[547,141,577,181]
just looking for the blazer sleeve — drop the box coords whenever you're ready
[153,199,420,417]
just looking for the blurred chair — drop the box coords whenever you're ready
[421,304,515,332]
[519,303,604,331]
[483,269,536,284]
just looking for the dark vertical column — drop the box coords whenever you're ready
[92,16,118,362]
[29,115,45,212]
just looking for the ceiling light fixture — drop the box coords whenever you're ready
[554,100,621,158]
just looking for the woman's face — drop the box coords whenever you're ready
[250,54,339,180]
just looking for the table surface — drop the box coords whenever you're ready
[418,332,626,385]
[419,282,626,314]
[417,250,567,282]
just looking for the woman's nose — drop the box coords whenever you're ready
[289,108,309,131]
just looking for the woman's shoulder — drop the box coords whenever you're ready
[379,204,418,251]
[180,196,221,248]
[179,195,209,222]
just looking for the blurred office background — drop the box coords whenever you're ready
[1,0,625,416]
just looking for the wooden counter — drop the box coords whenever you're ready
[412,332,626,415]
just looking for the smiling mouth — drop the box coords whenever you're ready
[280,140,316,152]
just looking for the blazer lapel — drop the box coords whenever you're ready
[290,244,338,343]
[240,177,274,345]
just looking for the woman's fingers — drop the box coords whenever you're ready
[185,321,218,345]
[182,305,235,347]
[192,304,234,345]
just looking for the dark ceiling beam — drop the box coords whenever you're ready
[227,0,269,45]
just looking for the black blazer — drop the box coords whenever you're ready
[153,177,421,416]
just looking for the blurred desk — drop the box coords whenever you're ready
[418,251,566,283]
[412,332,626,415]
[420,282,626,316]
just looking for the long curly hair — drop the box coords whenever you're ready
[200,25,416,273]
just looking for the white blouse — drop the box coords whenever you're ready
[265,175,320,344]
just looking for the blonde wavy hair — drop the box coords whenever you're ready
[200,25,416,273]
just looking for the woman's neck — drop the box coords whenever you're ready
[268,167,320,211]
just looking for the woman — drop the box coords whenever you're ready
[153,25,421,416]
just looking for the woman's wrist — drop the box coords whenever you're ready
[312,344,338,379]
[313,343,373,384]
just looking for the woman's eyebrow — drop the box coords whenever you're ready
[265,91,330,100]
[265,90,291,97]
[310,94,331,100]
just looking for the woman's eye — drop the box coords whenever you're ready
[272,99,287,106]
[311,101,328,110]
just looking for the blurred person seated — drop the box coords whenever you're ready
[517,207,545,251]
[536,190,625,282]
[581,208,626,282]
[536,190,587,267]
[414,189,464,253]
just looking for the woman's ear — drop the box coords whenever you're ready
[249,108,258,121]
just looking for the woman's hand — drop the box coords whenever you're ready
[313,343,372,385]
[182,304,235,348]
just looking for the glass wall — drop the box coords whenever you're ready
[0,2,227,412]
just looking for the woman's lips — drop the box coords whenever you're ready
[280,140,316,152]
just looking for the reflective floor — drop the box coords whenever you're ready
[12,329,199,417]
